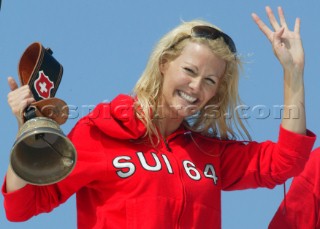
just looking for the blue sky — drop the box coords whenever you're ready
[0,1,319,228]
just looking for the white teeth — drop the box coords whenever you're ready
[179,91,197,103]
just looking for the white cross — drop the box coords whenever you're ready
[39,82,48,93]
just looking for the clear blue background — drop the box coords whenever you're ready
[0,1,319,228]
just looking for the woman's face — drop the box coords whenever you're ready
[160,41,226,119]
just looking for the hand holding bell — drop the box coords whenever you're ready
[9,42,77,185]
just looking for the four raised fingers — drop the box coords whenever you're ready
[252,6,301,44]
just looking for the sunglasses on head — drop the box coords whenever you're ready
[191,25,237,54]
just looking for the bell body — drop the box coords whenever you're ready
[10,117,77,185]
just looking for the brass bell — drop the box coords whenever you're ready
[10,117,76,185]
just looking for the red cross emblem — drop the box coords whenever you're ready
[33,70,54,99]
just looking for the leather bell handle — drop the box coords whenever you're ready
[25,98,69,125]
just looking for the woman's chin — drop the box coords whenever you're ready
[176,107,199,119]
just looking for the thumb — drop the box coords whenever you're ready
[7,76,19,91]
[273,27,285,47]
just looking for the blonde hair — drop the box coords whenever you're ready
[133,19,251,145]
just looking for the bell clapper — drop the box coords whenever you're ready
[35,133,74,167]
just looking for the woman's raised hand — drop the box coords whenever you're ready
[252,6,304,73]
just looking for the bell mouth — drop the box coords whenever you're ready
[10,117,77,185]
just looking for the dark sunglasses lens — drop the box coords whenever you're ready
[192,26,237,54]
[192,26,220,39]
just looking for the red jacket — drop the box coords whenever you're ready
[269,147,320,229]
[2,94,316,229]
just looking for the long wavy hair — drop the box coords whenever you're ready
[133,19,251,145]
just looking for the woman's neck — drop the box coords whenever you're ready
[155,97,185,137]
[155,110,184,137]
[157,118,183,137]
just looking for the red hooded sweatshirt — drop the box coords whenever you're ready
[2,94,316,229]
[269,147,320,229]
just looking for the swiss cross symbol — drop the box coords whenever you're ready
[34,70,54,99]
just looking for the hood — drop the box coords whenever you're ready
[86,94,147,140]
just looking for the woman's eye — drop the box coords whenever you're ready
[184,67,195,75]
[206,78,216,85]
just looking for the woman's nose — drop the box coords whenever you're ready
[189,77,202,92]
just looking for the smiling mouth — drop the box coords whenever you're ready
[178,90,198,104]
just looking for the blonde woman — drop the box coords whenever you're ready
[3,6,315,229]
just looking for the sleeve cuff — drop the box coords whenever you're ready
[278,125,316,158]
[2,176,35,205]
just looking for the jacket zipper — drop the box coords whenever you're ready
[163,138,172,152]
[176,166,186,229]
[163,133,187,229]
